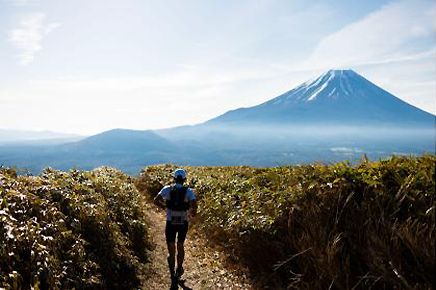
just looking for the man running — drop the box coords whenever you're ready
[153,168,197,285]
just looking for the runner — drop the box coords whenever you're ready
[153,168,197,287]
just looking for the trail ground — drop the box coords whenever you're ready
[140,202,252,290]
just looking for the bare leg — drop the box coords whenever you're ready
[167,242,176,277]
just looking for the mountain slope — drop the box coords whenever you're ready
[68,128,176,153]
[0,129,181,174]
[156,69,435,164]
[206,69,435,127]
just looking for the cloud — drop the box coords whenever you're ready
[302,0,436,69]
[1,0,41,6]
[8,12,61,65]
[29,65,275,91]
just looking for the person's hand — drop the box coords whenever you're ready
[153,195,166,211]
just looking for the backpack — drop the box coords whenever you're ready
[166,185,190,211]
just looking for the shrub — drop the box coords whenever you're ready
[0,166,151,290]
[136,155,435,289]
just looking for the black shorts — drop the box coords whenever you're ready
[165,221,189,244]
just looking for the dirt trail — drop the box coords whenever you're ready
[140,202,252,290]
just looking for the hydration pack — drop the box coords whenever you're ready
[166,185,190,211]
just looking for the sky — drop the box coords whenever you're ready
[0,0,435,135]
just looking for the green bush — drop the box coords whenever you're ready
[136,155,435,289]
[0,166,151,290]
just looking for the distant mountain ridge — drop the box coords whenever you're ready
[69,129,176,152]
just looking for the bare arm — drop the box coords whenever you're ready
[190,199,198,217]
[153,194,166,210]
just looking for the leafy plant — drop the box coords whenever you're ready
[136,155,435,289]
[1,166,151,290]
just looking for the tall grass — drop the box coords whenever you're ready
[136,155,435,289]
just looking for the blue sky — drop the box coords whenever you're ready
[0,0,435,135]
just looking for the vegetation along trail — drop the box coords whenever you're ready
[3,157,431,289]
[140,201,252,290]
[137,158,435,290]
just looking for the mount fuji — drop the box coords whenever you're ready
[206,69,434,128]
[1,69,434,174]
[158,69,435,147]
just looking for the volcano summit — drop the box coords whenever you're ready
[206,69,435,128]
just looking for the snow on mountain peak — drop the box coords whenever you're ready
[302,69,359,102]
[307,80,329,101]
[262,69,366,107]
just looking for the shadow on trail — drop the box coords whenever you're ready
[178,279,193,290]
[170,279,193,290]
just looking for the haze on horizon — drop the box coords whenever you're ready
[0,0,435,135]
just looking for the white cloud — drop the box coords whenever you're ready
[13,64,286,134]
[302,0,436,69]
[1,0,41,6]
[8,12,61,65]
[14,0,37,4]
[29,65,276,91]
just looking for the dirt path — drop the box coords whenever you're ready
[140,202,252,290]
